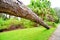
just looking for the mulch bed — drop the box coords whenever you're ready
[0,24,24,32]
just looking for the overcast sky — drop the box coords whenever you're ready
[19,0,30,5]
[50,0,60,8]
[19,0,60,8]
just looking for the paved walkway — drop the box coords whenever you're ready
[49,24,60,40]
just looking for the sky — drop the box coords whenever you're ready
[19,0,30,5]
[19,0,60,8]
[50,0,60,8]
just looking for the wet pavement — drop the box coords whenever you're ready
[49,24,60,40]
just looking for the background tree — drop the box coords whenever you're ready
[28,0,58,26]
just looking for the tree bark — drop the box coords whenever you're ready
[0,0,50,29]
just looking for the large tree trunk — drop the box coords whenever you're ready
[0,0,50,29]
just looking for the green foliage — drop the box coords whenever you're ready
[0,18,37,29]
[28,0,51,14]
[46,22,57,27]
[0,18,21,29]
[28,0,57,18]
[20,18,35,28]
[0,18,5,29]
[28,0,59,25]
[0,18,4,26]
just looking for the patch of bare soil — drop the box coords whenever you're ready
[0,24,24,32]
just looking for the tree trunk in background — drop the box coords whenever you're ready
[0,0,50,29]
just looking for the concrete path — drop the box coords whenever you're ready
[49,24,60,40]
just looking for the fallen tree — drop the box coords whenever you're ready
[0,0,50,29]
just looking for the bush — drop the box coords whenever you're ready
[0,18,21,29]
[20,18,35,28]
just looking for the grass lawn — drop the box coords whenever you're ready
[0,27,56,40]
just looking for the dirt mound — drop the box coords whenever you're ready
[0,24,24,32]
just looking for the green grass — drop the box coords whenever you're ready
[0,27,56,40]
